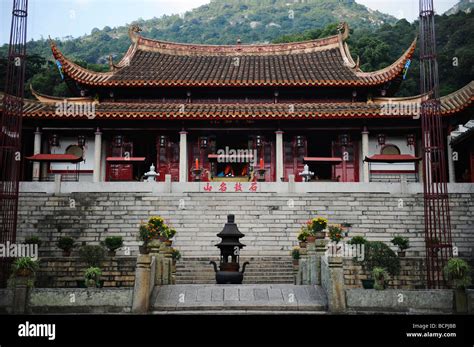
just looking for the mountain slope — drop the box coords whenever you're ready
[444,0,474,15]
[1,0,396,65]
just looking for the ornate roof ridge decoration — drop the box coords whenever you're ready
[128,23,343,56]
[48,22,417,88]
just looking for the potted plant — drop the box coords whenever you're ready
[84,267,102,288]
[443,258,471,313]
[138,216,175,252]
[328,225,345,244]
[161,226,176,246]
[358,241,400,290]
[24,235,42,248]
[297,228,309,248]
[372,267,389,290]
[103,236,123,257]
[341,222,352,236]
[306,217,328,241]
[57,236,76,257]
[291,247,300,266]
[171,248,181,265]
[78,245,105,267]
[12,257,39,278]
[347,236,368,245]
[391,236,410,257]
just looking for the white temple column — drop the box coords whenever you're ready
[361,127,369,183]
[93,128,102,183]
[275,130,284,182]
[447,135,456,183]
[32,127,41,181]
[179,131,188,183]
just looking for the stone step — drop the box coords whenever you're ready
[152,284,327,312]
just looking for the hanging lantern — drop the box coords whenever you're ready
[77,135,86,147]
[109,91,114,98]
[380,89,387,97]
[377,133,386,146]
[113,135,123,147]
[200,136,208,149]
[352,90,357,98]
[159,135,167,148]
[340,134,350,146]
[295,136,305,148]
[49,134,59,147]
[407,134,416,147]
[255,135,263,147]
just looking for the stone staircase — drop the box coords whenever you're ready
[176,256,295,284]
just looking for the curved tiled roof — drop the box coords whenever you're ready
[50,24,417,88]
[2,82,471,121]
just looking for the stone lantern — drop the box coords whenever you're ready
[210,215,249,284]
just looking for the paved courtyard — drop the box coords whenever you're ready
[152,284,327,312]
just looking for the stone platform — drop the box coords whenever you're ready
[151,284,327,313]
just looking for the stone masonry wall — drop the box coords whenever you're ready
[35,257,136,288]
[17,192,474,259]
[343,257,426,289]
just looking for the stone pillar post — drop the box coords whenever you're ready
[315,239,328,285]
[12,277,29,314]
[275,130,284,182]
[32,127,42,181]
[179,131,188,183]
[361,127,369,183]
[447,135,456,183]
[132,254,153,313]
[93,128,102,183]
[321,256,346,313]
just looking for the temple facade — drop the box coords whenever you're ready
[6,23,473,184]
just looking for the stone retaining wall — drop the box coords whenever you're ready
[16,190,473,259]
[28,288,133,313]
[36,257,136,288]
[343,257,426,289]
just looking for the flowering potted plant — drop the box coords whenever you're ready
[297,228,310,248]
[328,225,345,244]
[306,217,328,242]
[138,216,176,253]
[341,222,352,236]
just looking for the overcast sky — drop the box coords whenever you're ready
[0,0,460,44]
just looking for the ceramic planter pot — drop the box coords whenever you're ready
[299,241,307,248]
[314,231,326,239]
[292,259,299,266]
[306,236,316,243]
[107,250,116,257]
[164,240,172,247]
[397,251,406,257]
[361,279,374,289]
[139,245,150,254]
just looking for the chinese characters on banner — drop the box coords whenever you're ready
[202,182,259,192]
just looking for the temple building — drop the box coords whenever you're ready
[6,23,473,183]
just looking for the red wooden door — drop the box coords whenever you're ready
[156,135,179,182]
[106,139,134,181]
[332,141,359,182]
